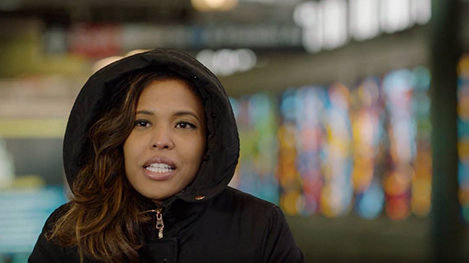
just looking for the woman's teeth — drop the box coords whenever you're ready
[146,163,174,173]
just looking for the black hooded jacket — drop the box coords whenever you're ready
[29,48,305,263]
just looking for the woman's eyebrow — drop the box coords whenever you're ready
[174,111,201,122]
[136,110,201,121]
[136,110,154,116]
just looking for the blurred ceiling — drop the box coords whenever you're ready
[0,0,467,89]
[0,0,301,26]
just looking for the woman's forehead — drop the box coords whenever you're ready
[136,79,205,117]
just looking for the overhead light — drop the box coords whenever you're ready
[206,0,226,8]
[293,1,319,28]
[191,0,238,11]
[196,49,257,76]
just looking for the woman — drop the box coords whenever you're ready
[29,48,305,263]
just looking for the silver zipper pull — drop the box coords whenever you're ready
[156,208,164,239]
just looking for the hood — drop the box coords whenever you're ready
[63,48,240,203]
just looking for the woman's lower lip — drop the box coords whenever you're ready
[142,167,175,181]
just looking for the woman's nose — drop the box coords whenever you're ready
[150,125,175,150]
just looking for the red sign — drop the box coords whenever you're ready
[68,24,122,58]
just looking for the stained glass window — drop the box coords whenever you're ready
[458,55,469,222]
[231,66,432,220]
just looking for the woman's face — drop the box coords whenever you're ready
[123,79,206,205]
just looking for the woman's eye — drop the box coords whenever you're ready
[134,120,150,127]
[176,122,196,129]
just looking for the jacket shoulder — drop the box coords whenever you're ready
[219,187,279,214]
[46,202,71,223]
[210,188,305,263]
[29,203,78,263]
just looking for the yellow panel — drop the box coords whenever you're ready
[0,118,67,138]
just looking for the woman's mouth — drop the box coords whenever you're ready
[142,162,176,181]
[145,163,176,173]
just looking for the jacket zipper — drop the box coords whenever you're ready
[155,207,164,239]
[139,208,165,239]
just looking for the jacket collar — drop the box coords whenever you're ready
[139,196,209,242]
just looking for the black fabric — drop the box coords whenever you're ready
[140,239,179,263]
[29,48,304,263]
[30,188,304,263]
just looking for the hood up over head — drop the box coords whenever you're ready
[63,48,240,203]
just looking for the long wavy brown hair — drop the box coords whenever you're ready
[46,69,197,263]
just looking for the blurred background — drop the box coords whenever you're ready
[0,0,468,262]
